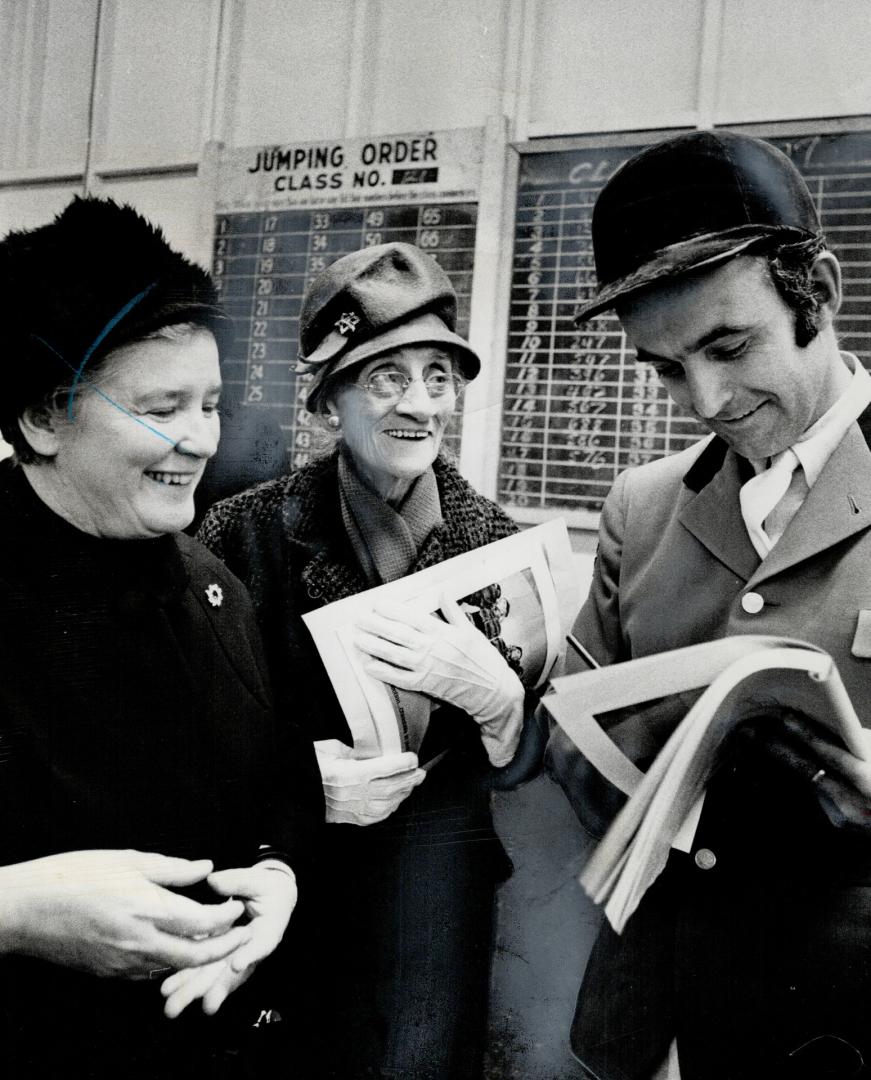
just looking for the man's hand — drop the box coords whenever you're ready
[356,598,525,767]
[0,849,249,978]
[160,862,297,1018]
[782,713,871,829]
[315,739,426,825]
[739,712,871,831]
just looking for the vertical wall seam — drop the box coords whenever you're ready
[696,0,725,129]
[345,0,373,138]
[83,0,106,192]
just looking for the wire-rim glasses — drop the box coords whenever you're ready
[356,369,464,402]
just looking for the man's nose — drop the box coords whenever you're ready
[685,361,733,420]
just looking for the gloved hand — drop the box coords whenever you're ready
[355,598,525,768]
[314,739,426,826]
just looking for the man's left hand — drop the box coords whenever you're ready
[741,712,871,831]
[782,713,871,830]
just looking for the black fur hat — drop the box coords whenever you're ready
[0,196,229,452]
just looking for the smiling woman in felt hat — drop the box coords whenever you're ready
[198,242,530,1079]
[0,196,323,1076]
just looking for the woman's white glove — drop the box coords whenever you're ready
[355,598,525,768]
[314,739,426,826]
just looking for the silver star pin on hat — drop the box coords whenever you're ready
[205,583,223,608]
[334,311,360,335]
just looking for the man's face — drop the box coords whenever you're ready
[617,255,847,461]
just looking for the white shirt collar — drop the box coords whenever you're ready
[750,352,871,486]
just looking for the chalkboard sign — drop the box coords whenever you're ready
[211,129,483,470]
[501,126,871,521]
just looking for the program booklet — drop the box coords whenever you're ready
[543,635,869,933]
[303,518,577,759]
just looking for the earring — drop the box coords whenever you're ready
[327,415,340,429]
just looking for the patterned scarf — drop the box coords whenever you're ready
[337,446,444,753]
[337,446,443,585]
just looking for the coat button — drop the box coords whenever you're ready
[741,591,764,614]
[694,847,717,870]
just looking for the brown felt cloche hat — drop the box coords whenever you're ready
[297,242,480,411]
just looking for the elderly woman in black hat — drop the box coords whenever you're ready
[198,243,528,1079]
[0,197,323,1075]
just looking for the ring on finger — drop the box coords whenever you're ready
[811,768,826,785]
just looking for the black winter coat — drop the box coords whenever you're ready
[0,460,324,1073]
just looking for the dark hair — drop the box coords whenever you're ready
[763,235,829,347]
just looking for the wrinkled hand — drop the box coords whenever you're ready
[0,849,248,979]
[739,712,871,831]
[161,862,297,1018]
[314,739,426,826]
[356,598,525,767]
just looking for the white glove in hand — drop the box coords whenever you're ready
[356,598,525,768]
[314,739,426,826]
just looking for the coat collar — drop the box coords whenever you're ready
[0,459,189,606]
[280,454,367,606]
[679,440,759,581]
[679,404,871,584]
[287,453,455,608]
[748,418,871,586]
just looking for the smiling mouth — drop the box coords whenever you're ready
[718,402,766,424]
[384,430,429,440]
[145,471,196,486]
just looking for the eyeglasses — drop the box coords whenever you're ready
[356,370,464,402]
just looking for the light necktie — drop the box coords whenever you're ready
[739,448,806,558]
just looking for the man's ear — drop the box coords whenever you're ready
[810,250,842,323]
[18,404,62,458]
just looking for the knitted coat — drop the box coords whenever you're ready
[198,451,520,745]
[198,451,521,1078]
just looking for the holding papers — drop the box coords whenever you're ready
[543,636,869,934]
[303,519,576,759]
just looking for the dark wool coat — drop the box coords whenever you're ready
[547,418,871,1080]
[198,451,521,1079]
[0,460,324,1074]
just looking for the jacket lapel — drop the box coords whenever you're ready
[300,546,368,605]
[748,419,871,587]
[282,457,370,606]
[679,444,760,582]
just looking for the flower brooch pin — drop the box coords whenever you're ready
[205,583,223,608]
